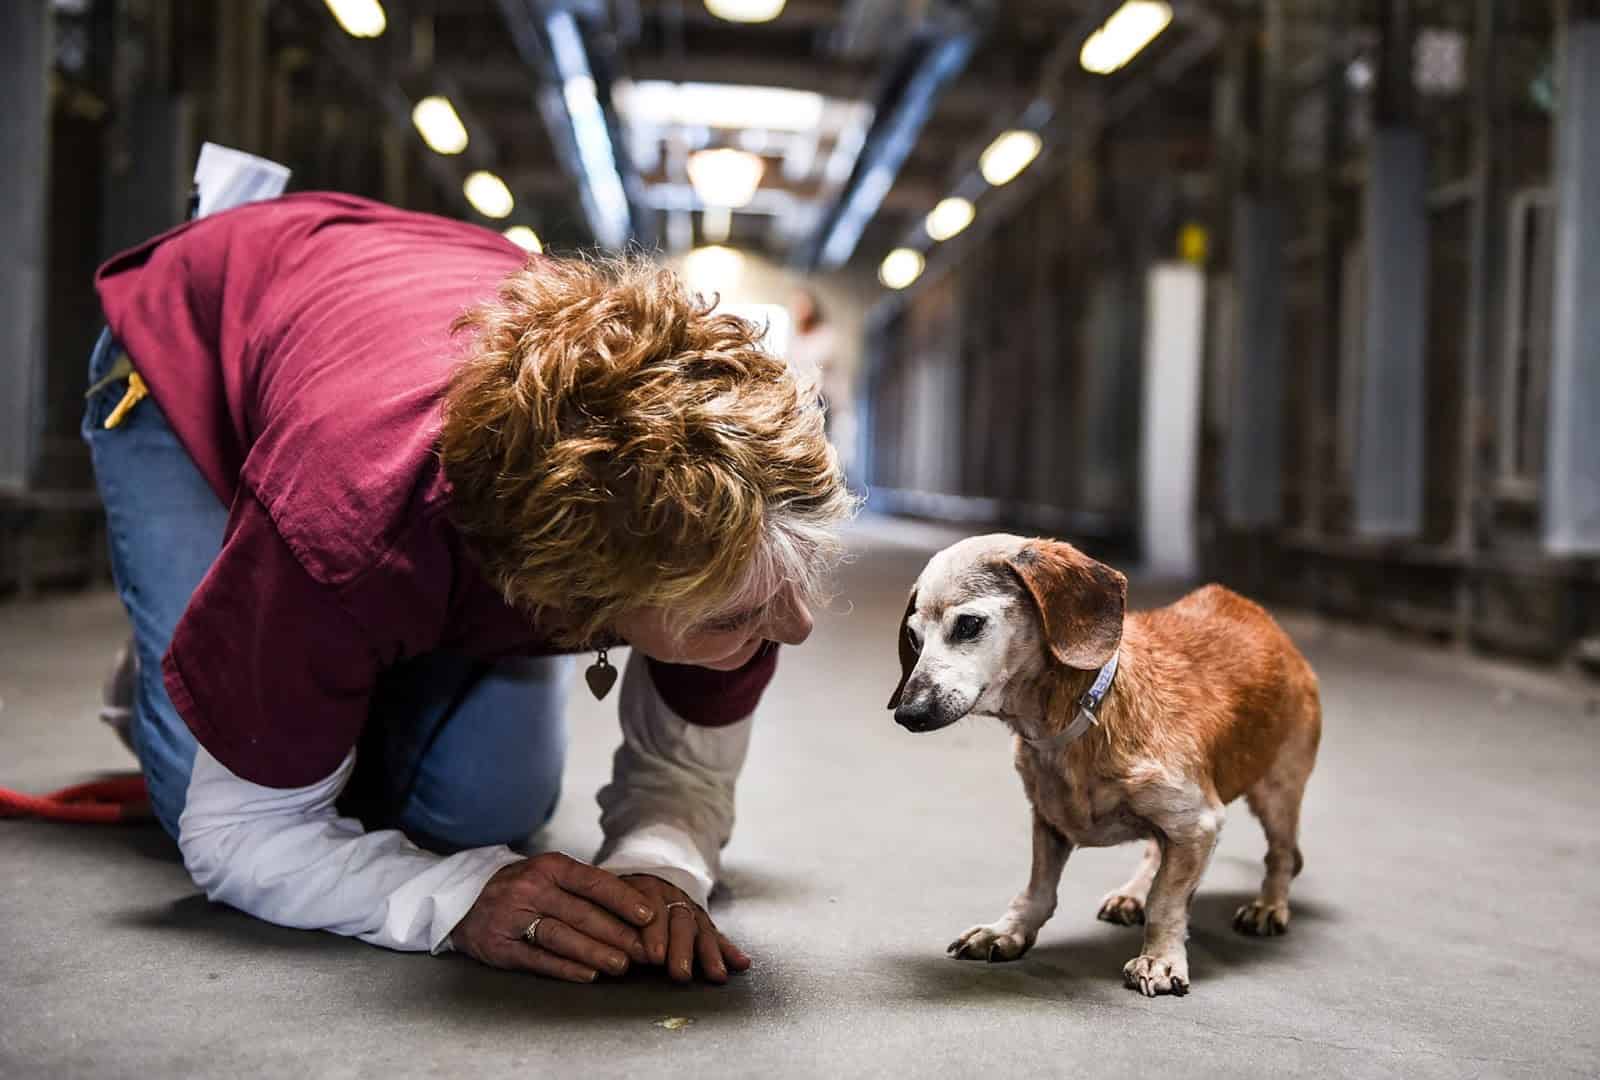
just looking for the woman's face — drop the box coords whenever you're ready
[615,583,815,671]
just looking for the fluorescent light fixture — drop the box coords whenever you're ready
[683,245,746,296]
[879,248,925,290]
[323,0,386,38]
[687,148,765,208]
[503,226,543,253]
[925,196,975,242]
[704,0,785,23]
[1079,1,1173,76]
[979,130,1042,187]
[614,81,825,132]
[411,95,468,155]
[463,171,513,219]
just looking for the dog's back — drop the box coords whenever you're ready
[1127,583,1321,805]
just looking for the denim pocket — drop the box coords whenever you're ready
[83,329,127,435]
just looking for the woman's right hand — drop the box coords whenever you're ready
[450,853,656,982]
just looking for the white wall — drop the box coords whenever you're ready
[1140,262,1206,580]
[663,248,873,471]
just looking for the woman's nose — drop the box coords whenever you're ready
[767,595,814,646]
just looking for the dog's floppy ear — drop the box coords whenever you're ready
[1005,541,1126,670]
[887,589,919,710]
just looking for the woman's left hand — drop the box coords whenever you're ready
[622,874,751,984]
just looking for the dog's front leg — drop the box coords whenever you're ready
[1123,813,1221,996]
[948,813,1071,962]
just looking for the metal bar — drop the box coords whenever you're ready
[1542,8,1600,552]
[1354,127,1428,537]
[0,2,50,494]
[1224,197,1286,527]
[1352,0,1425,538]
[1453,0,1502,642]
[1309,0,1351,540]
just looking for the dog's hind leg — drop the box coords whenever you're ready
[1234,699,1319,936]
[1097,839,1160,926]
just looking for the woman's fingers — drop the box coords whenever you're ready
[550,858,656,927]
[665,904,699,983]
[718,932,752,972]
[509,944,601,984]
[641,898,670,965]
[696,916,728,984]
[542,891,647,963]
[528,917,632,977]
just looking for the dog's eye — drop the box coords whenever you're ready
[904,625,922,653]
[952,614,986,642]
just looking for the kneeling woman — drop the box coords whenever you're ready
[87,192,853,983]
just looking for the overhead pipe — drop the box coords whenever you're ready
[802,3,985,270]
[496,0,637,249]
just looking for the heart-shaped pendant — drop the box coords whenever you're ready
[585,650,617,700]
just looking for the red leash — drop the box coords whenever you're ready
[0,774,152,823]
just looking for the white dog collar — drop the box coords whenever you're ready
[1022,650,1119,754]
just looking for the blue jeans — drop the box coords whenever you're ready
[83,330,570,851]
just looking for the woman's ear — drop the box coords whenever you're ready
[887,589,919,709]
[1004,541,1126,671]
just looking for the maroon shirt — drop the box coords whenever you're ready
[95,193,776,788]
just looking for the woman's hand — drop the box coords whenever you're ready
[451,853,655,982]
[622,874,752,984]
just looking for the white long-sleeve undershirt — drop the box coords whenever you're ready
[176,653,752,952]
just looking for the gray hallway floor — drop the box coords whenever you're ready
[3,518,1598,1079]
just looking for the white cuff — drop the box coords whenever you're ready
[597,821,715,909]
[429,847,527,954]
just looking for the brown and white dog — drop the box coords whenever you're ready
[889,534,1321,996]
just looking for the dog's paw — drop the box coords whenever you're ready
[1123,953,1190,997]
[946,922,1034,963]
[1232,898,1290,937]
[1096,892,1146,926]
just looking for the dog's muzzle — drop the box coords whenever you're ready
[894,697,961,734]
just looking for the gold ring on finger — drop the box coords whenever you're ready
[523,916,545,945]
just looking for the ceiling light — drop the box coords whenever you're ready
[703,0,785,24]
[323,0,386,38]
[683,245,746,296]
[979,130,1042,187]
[503,226,542,253]
[879,248,925,290]
[1080,1,1173,76]
[411,95,468,155]
[687,148,765,208]
[614,81,824,132]
[925,196,975,242]
[463,171,513,219]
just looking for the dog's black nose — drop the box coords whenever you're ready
[895,701,937,732]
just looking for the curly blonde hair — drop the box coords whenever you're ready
[439,254,857,646]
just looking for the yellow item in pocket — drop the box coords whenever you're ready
[104,372,149,430]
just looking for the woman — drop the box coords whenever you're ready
[86,192,854,983]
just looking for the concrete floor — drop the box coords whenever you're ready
[3,517,1598,1079]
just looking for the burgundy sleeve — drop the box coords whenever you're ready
[645,642,779,728]
[162,491,381,789]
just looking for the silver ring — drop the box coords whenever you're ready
[664,901,693,915]
[523,916,545,945]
